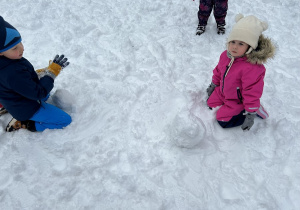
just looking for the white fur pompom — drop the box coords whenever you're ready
[261,21,268,31]
[235,14,244,22]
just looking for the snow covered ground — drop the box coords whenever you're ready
[0,0,299,209]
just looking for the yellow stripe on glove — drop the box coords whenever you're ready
[48,61,62,77]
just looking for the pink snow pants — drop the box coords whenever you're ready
[207,86,244,122]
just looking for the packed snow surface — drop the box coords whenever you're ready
[0,0,299,209]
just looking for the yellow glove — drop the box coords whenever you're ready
[35,67,47,79]
[48,61,62,77]
[35,63,61,79]
[37,55,70,80]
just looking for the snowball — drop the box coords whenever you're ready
[170,109,206,148]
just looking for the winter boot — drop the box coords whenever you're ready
[217,23,226,35]
[196,24,206,35]
[6,118,36,132]
[256,105,269,119]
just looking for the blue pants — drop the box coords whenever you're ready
[30,102,72,132]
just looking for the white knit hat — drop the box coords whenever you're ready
[228,14,268,50]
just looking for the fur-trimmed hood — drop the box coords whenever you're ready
[246,35,276,64]
[227,35,276,65]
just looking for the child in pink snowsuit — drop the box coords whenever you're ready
[206,14,275,130]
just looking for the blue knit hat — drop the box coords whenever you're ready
[0,16,22,53]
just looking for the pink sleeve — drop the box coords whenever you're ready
[242,65,266,112]
[212,65,221,86]
[211,52,225,86]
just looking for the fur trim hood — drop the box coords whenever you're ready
[246,35,276,64]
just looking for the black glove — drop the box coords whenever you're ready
[241,112,256,131]
[53,54,70,69]
[206,82,217,97]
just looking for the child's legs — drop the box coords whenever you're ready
[42,94,50,102]
[207,86,224,108]
[213,0,228,24]
[215,99,245,128]
[30,102,72,132]
[198,0,214,25]
[217,110,245,128]
[207,88,245,128]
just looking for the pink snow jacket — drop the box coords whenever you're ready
[210,35,275,120]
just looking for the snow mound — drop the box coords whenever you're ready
[171,108,206,148]
[51,89,76,113]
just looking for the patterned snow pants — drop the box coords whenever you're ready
[198,0,228,26]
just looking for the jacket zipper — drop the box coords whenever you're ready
[222,65,229,92]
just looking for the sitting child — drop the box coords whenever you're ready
[0,16,72,132]
[206,14,275,130]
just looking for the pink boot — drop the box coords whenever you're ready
[256,105,269,119]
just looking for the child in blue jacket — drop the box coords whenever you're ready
[0,16,71,132]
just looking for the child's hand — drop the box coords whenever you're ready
[241,112,255,131]
[206,82,217,97]
[35,68,47,79]
[52,54,70,69]
[46,55,70,79]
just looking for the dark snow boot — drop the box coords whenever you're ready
[6,118,36,132]
[217,23,226,35]
[196,24,206,36]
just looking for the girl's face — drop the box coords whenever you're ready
[0,42,24,60]
[228,40,249,57]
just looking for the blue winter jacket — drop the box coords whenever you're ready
[0,56,54,121]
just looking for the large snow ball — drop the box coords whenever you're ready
[51,89,76,113]
[171,109,206,148]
